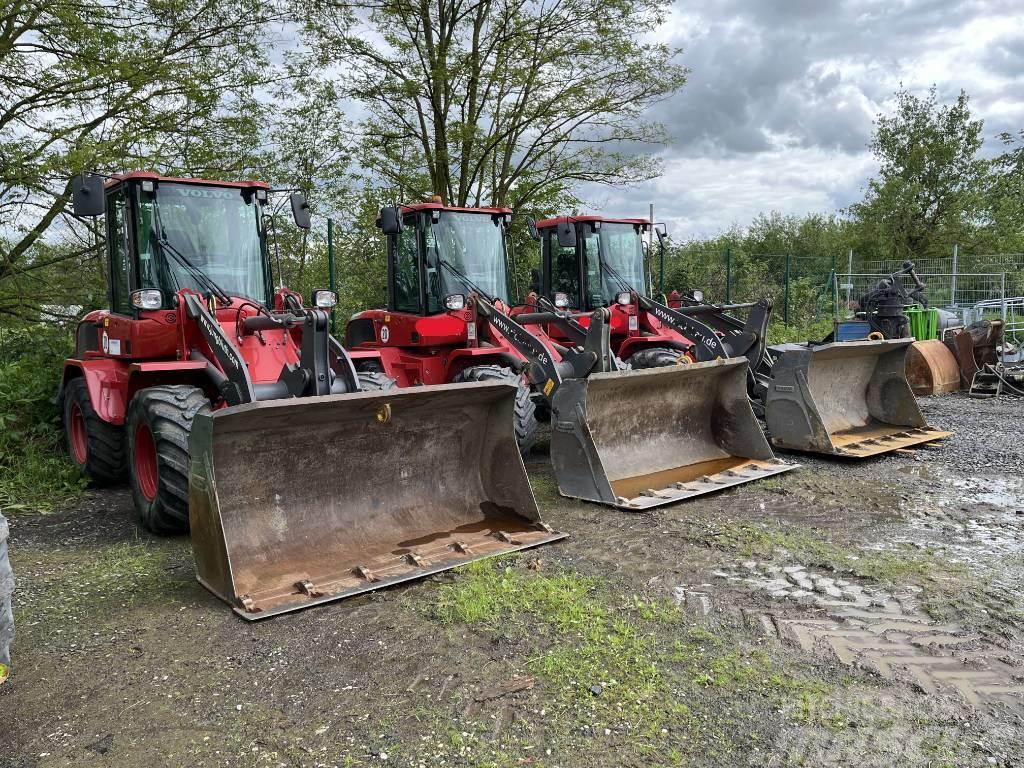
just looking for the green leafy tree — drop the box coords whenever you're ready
[985,129,1024,252]
[0,0,282,323]
[305,0,686,210]
[849,86,989,260]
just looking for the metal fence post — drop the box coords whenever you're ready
[725,247,732,303]
[951,243,958,307]
[783,253,791,325]
[327,218,336,335]
[845,248,853,318]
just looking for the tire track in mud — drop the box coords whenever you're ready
[676,563,1024,710]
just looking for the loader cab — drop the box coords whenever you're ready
[72,172,284,314]
[537,217,651,311]
[380,202,514,315]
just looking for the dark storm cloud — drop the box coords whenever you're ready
[587,0,1024,235]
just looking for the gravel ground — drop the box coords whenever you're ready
[1,391,1023,767]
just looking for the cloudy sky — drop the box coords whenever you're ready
[582,0,1024,238]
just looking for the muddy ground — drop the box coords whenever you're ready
[2,393,1024,767]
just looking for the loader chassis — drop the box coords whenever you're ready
[62,173,561,617]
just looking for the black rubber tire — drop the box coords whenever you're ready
[62,377,126,484]
[357,370,398,391]
[355,360,386,374]
[126,385,210,535]
[629,346,688,369]
[453,365,538,456]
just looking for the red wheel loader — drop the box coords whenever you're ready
[345,202,794,510]
[532,215,950,458]
[60,173,562,619]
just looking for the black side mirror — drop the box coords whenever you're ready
[378,206,403,235]
[290,192,311,229]
[526,216,540,242]
[654,223,668,246]
[71,173,105,217]
[556,220,576,249]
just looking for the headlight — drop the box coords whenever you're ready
[312,289,338,308]
[689,289,705,303]
[130,289,163,310]
[553,292,570,309]
[615,291,631,306]
[444,294,466,311]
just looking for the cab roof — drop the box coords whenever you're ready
[104,171,271,191]
[401,202,513,216]
[536,215,650,229]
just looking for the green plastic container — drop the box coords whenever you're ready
[905,305,938,341]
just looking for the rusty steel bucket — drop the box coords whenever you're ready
[764,339,951,457]
[189,381,564,619]
[548,358,795,510]
[905,340,960,396]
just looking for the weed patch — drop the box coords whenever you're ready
[13,540,187,629]
[428,559,838,764]
[0,326,86,514]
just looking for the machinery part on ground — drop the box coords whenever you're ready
[627,346,688,368]
[549,358,795,510]
[189,381,563,619]
[855,262,927,340]
[970,363,1024,399]
[126,385,211,534]
[905,340,961,396]
[453,365,538,456]
[63,378,126,484]
[946,320,1004,389]
[0,513,12,680]
[764,339,951,457]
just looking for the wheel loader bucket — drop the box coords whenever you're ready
[764,339,952,457]
[188,382,564,620]
[905,340,960,396]
[549,358,795,510]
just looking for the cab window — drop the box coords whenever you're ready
[107,190,132,314]
[392,217,421,313]
[548,232,580,308]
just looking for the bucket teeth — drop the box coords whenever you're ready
[354,566,377,583]
[240,595,256,612]
[405,553,425,567]
[451,541,472,554]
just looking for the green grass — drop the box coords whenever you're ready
[699,519,962,586]
[427,558,838,763]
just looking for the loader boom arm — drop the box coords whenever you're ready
[636,295,731,361]
[475,295,615,397]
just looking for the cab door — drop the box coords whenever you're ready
[102,185,136,357]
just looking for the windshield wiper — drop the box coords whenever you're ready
[437,259,494,302]
[152,199,232,305]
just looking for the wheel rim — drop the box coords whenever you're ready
[134,422,159,502]
[69,402,88,465]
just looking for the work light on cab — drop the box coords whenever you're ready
[131,289,163,310]
[311,289,338,308]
